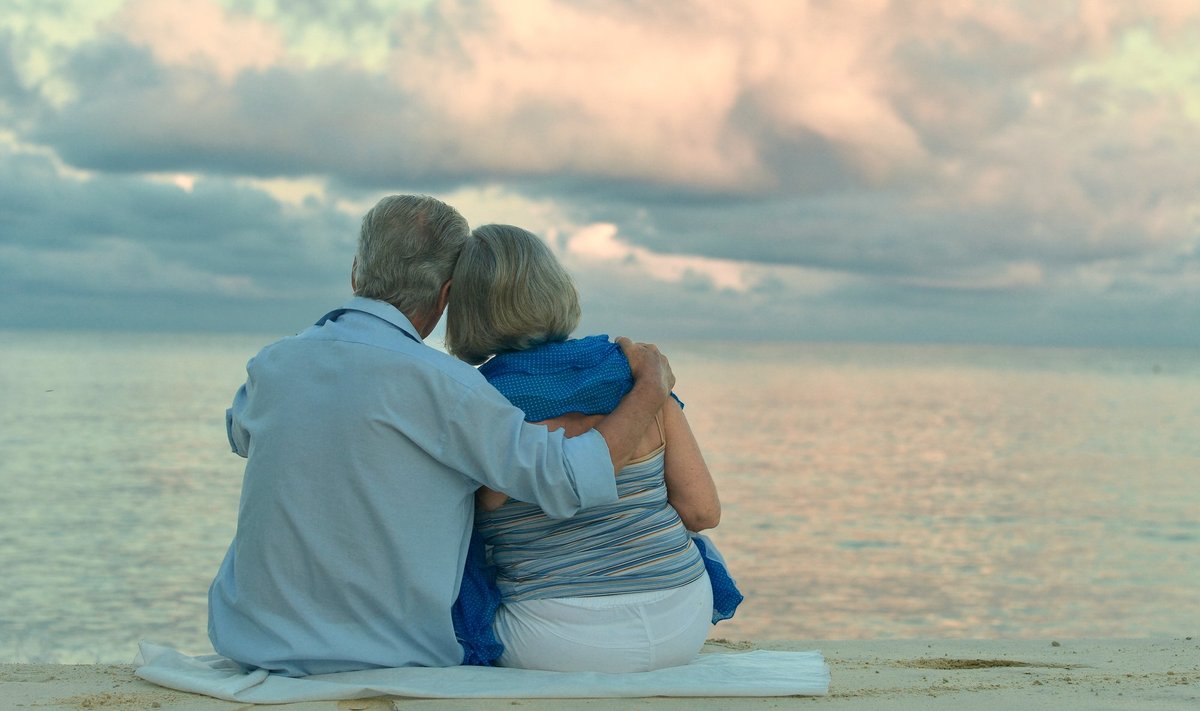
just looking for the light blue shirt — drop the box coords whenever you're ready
[207,297,616,676]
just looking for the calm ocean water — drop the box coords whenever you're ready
[1,331,1197,664]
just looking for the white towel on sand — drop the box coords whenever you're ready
[134,642,830,702]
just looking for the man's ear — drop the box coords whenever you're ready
[436,279,452,312]
[350,257,358,291]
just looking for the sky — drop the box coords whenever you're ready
[0,0,1197,346]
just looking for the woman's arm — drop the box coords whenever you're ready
[663,397,721,531]
[476,487,511,511]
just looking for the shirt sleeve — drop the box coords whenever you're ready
[441,381,618,519]
[560,429,618,511]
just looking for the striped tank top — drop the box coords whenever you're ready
[476,417,707,602]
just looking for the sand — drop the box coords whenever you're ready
[3,638,1196,710]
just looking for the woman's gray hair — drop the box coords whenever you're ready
[353,195,469,318]
[446,224,581,365]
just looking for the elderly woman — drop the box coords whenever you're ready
[446,224,738,673]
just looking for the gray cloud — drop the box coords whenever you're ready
[571,254,1197,349]
[0,145,358,331]
[34,40,438,184]
[566,193,1096,283]
[0,32,31,110]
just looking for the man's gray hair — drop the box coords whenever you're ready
[446,224,581,365]
[353,195,469,318]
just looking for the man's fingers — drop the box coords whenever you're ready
[616,338,658,366]
[618,339,662,357]
[658,352,676,392]
[614,336,674,394]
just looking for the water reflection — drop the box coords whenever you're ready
[675,342,1199,641]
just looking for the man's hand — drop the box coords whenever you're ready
[616,337,675,397]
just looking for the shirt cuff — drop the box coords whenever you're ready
[225,407,249,457]
[562,429,618,510]
[225,408,239,453]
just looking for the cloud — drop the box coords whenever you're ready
[1,237,268,298]
[562,223,750,292]
[113,0,285,81]
[0,143,360,330]
[24,0,935,192]
[2,0,1198,346]
[0,32,36,115]
[26,3,1196,259]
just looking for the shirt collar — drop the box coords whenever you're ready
[317,296,423,343]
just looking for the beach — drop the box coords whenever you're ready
[4,637,1195,710]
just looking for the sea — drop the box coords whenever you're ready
[1,330,1197,664]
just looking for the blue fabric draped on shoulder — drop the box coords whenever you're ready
[479,335,685,419]
[478,335,634,422]
[453,335,741,665]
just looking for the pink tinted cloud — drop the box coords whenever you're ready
[387,0,924,190]
[38,0,1199,273]
[113,0,284,81]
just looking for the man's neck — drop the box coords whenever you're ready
[405,308,439,340]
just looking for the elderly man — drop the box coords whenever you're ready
[208,195,674,676]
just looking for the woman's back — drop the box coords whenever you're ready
[477,416,706,601]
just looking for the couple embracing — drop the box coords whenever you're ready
[208,194,740,677]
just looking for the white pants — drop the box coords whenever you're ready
[492,572,713,673]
